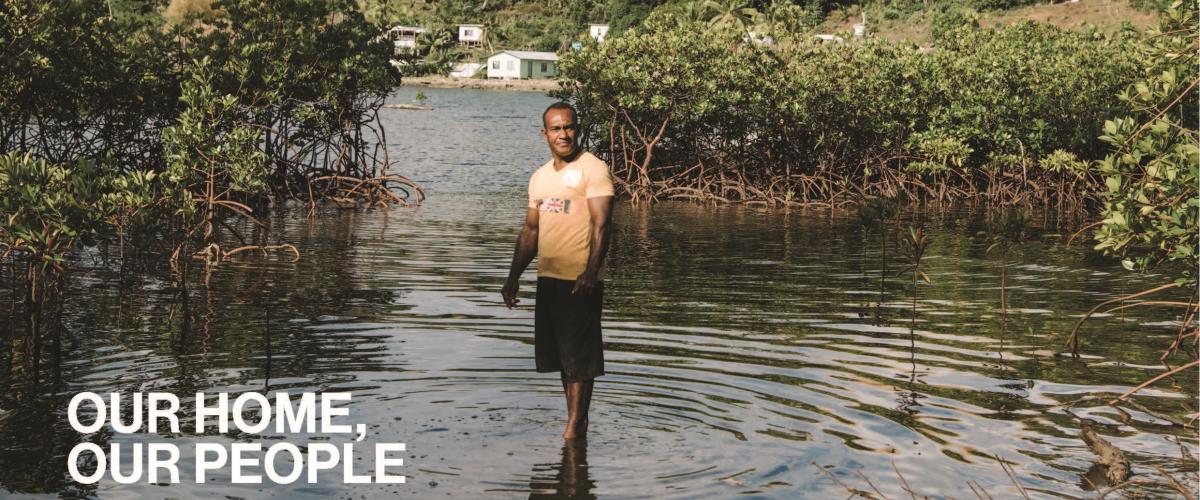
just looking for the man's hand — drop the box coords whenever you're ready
[571,271,599,296]
[504,207,539,309]
[572,196,612,297]
[501,278,520,308]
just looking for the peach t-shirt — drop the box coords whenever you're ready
[527,151,615,280]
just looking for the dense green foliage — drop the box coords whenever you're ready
[967,0,1037,12]
[1129,0,1173,13]
[556,12,1141,206]
[1090,2,1197,282]
[0,0,179,169]
[0,154,154,270]
[0,0,414,360]
[929,7,979,44]
[844,0,1040,14]
[0,0,404,265]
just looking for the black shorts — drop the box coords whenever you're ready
[535,277,605,381]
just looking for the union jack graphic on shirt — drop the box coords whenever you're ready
[537,197,571,214]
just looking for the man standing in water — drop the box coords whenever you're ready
[501,102,614,439]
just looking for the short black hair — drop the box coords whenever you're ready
[542,101,578,127]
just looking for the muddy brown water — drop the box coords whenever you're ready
[0,87,1195,498]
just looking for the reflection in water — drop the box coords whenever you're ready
[895,313,922,417]
[0,87,1195,498]
[529,439,595,500]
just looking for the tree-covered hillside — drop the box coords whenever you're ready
[358,0,1159,52]
[343,0,1161,77]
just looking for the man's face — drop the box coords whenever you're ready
[542,108,579,159]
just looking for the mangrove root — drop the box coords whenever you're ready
[310,173,425,209]
[192,243,301,265]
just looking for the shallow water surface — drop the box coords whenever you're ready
[0,87,1195,499]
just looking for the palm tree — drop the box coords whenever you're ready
[702,0,759,33]
[759,0,810,34]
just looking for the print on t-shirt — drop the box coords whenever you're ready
[537,197,571,214]
[562,169,582,189]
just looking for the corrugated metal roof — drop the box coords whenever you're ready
[493,50,559,61]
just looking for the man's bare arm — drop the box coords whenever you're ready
[502,207,540,308]
[571,196,613,296]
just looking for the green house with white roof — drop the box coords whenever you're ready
[486,50,559,80]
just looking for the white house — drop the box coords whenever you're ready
[458,24,484,46]
[385,25,425,53]
[588,24,609,42]
[486,51,559,80]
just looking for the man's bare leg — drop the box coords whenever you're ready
[561,377,593,439]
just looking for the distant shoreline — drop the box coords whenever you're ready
[401,75,562,93]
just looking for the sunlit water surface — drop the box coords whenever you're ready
[0,87,1195,499]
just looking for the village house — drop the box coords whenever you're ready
[486,50,558,80]
[588,24,609,42]
[458,24,484,46]
[385,25,425,54]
